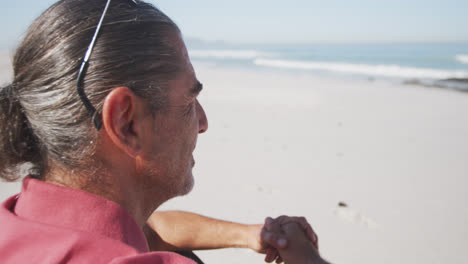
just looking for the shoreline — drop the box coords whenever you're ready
[191,58,468,94]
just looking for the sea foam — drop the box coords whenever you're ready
[254,59,468,79]
[455,54,468,64]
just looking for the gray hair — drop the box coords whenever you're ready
[0,0,183,181]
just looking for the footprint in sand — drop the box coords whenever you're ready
[334,202,379,229]
[242,184,280,195]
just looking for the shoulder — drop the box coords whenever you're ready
[0,216,139,263]
[0,197,132,263]
[0,215,194,263]
[0,196,195,264]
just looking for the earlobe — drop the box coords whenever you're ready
[101,87,143,158]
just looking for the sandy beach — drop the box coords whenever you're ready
[1,53,468,263]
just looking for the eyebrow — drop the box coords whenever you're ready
[190,80,203,96]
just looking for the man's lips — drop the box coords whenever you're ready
[191,140,197,167]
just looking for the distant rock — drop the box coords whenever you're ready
[442,78,468,83]
[403,78,468,93]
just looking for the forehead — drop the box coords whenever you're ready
[165,35,196,99]
[176,36,194,78]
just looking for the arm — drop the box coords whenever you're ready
[144,210,262,252]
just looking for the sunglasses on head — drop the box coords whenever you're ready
[76,0,138,131]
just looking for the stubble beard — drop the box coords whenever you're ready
[143,161,194,201]
[178,168,194,196]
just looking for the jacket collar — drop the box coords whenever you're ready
[13,177,149,253]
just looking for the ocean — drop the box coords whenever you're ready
[186,42,468,91]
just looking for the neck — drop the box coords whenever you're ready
[43,163,166,227]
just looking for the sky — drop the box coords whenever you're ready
[1,0,468,49]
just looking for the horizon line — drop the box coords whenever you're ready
[1,40,468,53]
[184,37,468,46]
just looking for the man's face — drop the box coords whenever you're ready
[143,35,208,198]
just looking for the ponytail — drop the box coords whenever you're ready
[0,83,42,181]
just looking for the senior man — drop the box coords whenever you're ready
[0,0,328,263]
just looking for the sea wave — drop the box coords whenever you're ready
[254,59,468,79]
[455,54,468,64]
[189,49,272,59]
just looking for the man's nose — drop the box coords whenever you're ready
[197,100,208,133]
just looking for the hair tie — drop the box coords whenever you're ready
[1,84,11,97]
[1,84,18,103]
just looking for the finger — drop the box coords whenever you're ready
[261,230,288,249]
[275,255,284,264]
[280,217,310,234]
[271,249,281,263]
[308,229,319,250]
[277,237,287,249]
[263,217,289,249]
[303,222,318,246]
[264,248,277,263]
[265,216,286,231]
[300,222,318,250]
[280,216,318,245]
[264,217,274,231]
[274,215,289,225]
[305,225,318,246]
[261,229,277,246]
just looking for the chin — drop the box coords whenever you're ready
[178,171,194,196]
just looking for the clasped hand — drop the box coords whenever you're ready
[252,216,321,264]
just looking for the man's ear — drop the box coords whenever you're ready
[101,87,147,158]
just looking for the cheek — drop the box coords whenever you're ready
[182,107,200,140]
[153,109,199,159]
